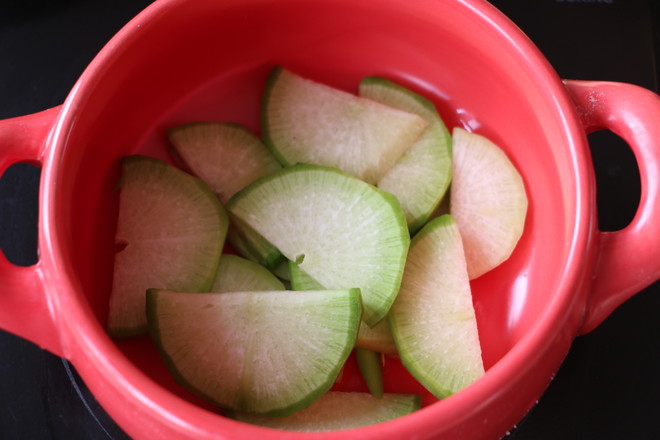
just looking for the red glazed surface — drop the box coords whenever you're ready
[0,0,659,438]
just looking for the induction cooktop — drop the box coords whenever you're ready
[0,1,658,438]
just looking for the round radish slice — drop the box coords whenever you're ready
[389,215,485,398]
[147,288,361,416]
[360,77,452,234]
[226,164,409,327]
[108,155,228,338]
[168,122,281,204]
[261,67,427,184]
[449,127,528,279]
[227,391,421,431]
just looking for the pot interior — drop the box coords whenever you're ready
[52,0,583,412]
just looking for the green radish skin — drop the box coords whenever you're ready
[225,225,261,263]
[389,214,485,398]
[108,155,228,338]
[449,127,528,279]
[261,67,428,184]
[359,77,452,234]
[168,122,282,204]
[289,261,397,354]
[227,164,409,327]
[147,288,362,416]
[226,391,421,431]
[227,215,284,270]
[355,348,384,399]
[271,260,291,281]
[211,254,285,292]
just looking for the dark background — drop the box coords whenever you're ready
[0,0,658,438]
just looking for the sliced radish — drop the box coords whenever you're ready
[450,127,528,279]
[389,215,484,398]
[359,77,452,234]
[355,348,384,398]
[108,155,228,337]
[227,164,409,327]
[226,391,421,431]
[261,67,427,184]
[167,121,285,268]
[168,122,281,204]
[227,215,284,270]
[289,261,397,354]
[270,260,291,281]
[288,261,387,397]
[353,318,397,355]
[211,254,285,292]
[147,288,361,416]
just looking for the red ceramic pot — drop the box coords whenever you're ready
[0,0,658,438]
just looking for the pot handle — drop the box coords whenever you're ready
[0,106,66,357]
[563,80,660,334]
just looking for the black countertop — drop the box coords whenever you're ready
[0,1,658,438]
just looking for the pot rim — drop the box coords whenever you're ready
[37,0,594,437]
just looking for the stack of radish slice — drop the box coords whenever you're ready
[107,67,527,430]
